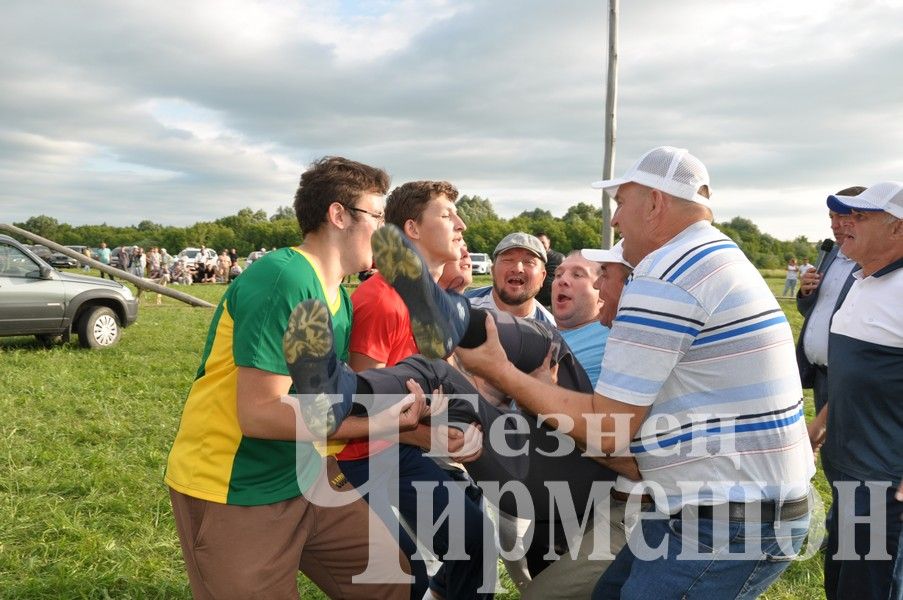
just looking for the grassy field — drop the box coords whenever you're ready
[0,270,829,598]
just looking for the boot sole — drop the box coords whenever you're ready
[371,226,454,358]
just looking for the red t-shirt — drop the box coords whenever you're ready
[333,274,419,460]
[349,274,419,366]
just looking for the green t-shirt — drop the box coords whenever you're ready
[165,248,352,505]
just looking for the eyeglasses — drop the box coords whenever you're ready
[343,205,385,224]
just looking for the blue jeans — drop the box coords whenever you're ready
[340,444,493,599]
[824,476,903,600]
[593,509,810,599]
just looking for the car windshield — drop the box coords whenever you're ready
[471,253,487,261]
[180,250,199,258]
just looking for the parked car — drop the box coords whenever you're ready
[177,247,217,266]
[470,252,492,274]
[48,245,86,269]
[246,248,268,266]
[0,235,139,348]
[49,252,79,268]
[25,244,52,262]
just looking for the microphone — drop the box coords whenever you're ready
[814,239,835,273]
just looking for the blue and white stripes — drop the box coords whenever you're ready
[595,221,814,511]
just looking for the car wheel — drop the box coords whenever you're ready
[77,306,121,348]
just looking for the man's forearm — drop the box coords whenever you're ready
[492,363,646,454]
[398,424,432,449]
[592,456,642,480]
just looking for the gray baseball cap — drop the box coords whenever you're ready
[493,232,547,263]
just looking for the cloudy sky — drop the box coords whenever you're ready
[2,0,902,241]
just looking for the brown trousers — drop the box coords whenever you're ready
[169,457,411,599]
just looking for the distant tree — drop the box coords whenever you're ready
[137,220,161,232]
[564,220,602,253]
[16,215,60,240]
[563,202,603,223]
[463,219,510,254]
[457,195,498,224]
[516,208,554,221]
[270,206,295,221]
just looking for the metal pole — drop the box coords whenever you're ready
[601,0,618,249]
[0,223,215,308]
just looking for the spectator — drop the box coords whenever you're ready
[466,232,555,324]
[229,247,238,267]
[201,260,217,283]
[799,257,815,276]
[216,250,232,283]
[796,187,864,434]
[131,247,146,278]
[96,242,113,279]
[228,262,243,281]
[171,259,192,285]
[117,245,131,274]
[551,242,631,388]
[809,182,903,600]
[783,257,800,296]
[160,248,174,273]
[550,251,605,385]
[535,231,565,308]
[148,247,161,278]
[438,244,473,293]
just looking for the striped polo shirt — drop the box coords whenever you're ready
[596,221,814,512]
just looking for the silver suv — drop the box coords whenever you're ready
[0,235,139,348]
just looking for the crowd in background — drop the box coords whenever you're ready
[109,245,253,285]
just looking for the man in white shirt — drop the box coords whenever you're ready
[795,186,863,466]
[810,182,903,600]
[456,146,814,599]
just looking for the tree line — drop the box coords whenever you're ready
[13,197,817,268]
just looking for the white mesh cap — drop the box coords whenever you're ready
[591,146,711,205]
[826,181,903,219]
[581,240,632,268]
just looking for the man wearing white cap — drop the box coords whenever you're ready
[809,182,903,600]
[548,241,631,388]
[455,146,814,598]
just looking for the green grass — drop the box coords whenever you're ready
[0,270,828,598]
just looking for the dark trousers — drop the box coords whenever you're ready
[340,444,494,599]
[824,476,903,600]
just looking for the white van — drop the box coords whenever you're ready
[470,252,492,274]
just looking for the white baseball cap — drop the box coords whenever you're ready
[581,240,632,268]
[592,146,711,206]
[827,181,903,219]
